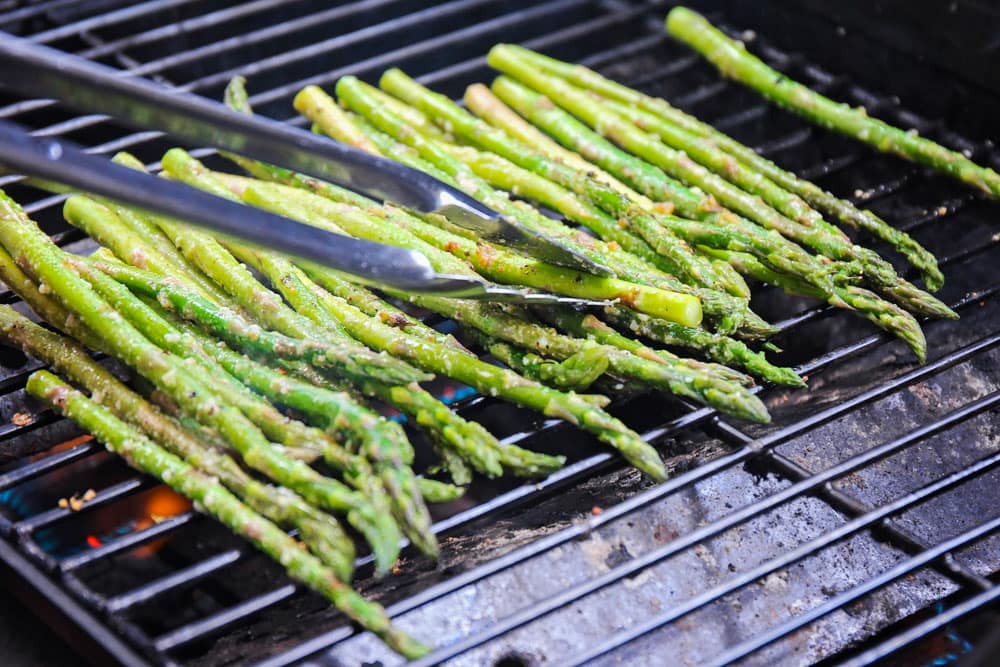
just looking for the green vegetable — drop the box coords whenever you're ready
[26,370,427,659]
[665,7,1000,200]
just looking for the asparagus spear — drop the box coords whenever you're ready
[238,170,769,421]
[289,81,382,155]
[484,67,841,287]
[532,306,754,389]
[417,477,466,503]
[606,99,943,291]
[100,174,428,386]
[470,330,610,393]
[26,370,427,659]
[300,81,752,336]
[665,7,1000,200]
[75,200,438,557]
[486,74,929,358]
[488,48,932,302]
[0,305,355,580]
[105,154,238,304]
[376,70,739,295]
[494,45,944,291]
[699,246,826,299]
[506,75,953,319]
[242,176,701,326]
[600,308,804,387]
[436,294,770,422]
[465,82,638,196]
[158,149,515,482]
[0,192,402,572]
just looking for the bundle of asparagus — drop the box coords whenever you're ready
[0,21,955,657]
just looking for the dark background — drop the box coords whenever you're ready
[1,593,79,666]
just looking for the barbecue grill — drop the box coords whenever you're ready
[0,1,998,665]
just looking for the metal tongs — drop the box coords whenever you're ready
[0,34,613,305]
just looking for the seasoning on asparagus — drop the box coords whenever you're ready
[485,70,951,319]
[26,370,428,659]
[490,45,944,290]
[158,148,495,470]
[601,307,804,387]
[0,305,355,580]
[0,192,403,573]
[485,72,930,358]
[237,170,770,424]
[377,69,739,297]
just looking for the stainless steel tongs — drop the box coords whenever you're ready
[0,33,613,306]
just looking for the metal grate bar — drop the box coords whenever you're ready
[416,4,654,87]
[278,326,1000,664]
[105,548,244,614]
[577,32,668,69]
[14,476,150,535]
[755,434,994,592]
[409,387,1000,665]
[0,408,61,444]
[0,0,405,122]
[242,0,599,109]
[191,0,570,94]
[75,0,307,60]
[703,523,1000,666]
[121,0,418,78]
[839,585,1000,667]
[152,583,297,652]
[0,0,104,29]
[27,0,204,45]
[557,391,1000,666]
[59,512,195,572]
[0,435,95,492]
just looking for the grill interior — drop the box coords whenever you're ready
[0,1,999,665]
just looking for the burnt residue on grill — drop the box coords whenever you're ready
[1,1,999,667]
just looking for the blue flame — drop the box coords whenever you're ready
[925,602,974,666]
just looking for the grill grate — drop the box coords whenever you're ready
[0,1,998,666]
